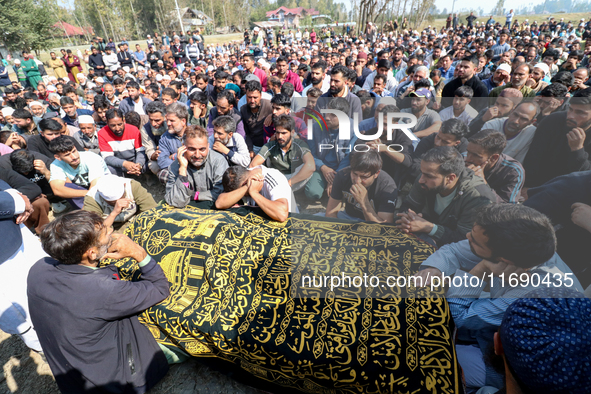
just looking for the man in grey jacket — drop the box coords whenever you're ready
[165,125,228,208]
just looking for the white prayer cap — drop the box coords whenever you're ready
[77,73,86,80]
[497,63,512,74]
[95,77,105,83]
[78,115,95,124]
[162,75,171,80]
[123,66,130,73]
[534,62,550,76]
[155,74,163,81]
[96,175,125,201]
[1,107,15,117]
[14,59,20,64]
[28,101,43,108]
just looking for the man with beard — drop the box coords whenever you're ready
[468,88,522,137]
[208,70,230,106]
[240,80,273,158]
[400,89,442,138]
[489,63,536,101]
[141,101,168,175]
[49,136,110,209]
[11,109,39,135]
[251,114,319,199]
[317,65,363,119]
[396,146,495,246]
[28,210,171,394]
[118,81,151,116]
[262,94,307,142]
[523,88,591,189]
[442,56,489,111]
[73,115,100,154]
[28,118,83,158]
[206,90,244,137]
[302,61,330,95]
[208,115,250,167]
[273,56,303,93]
[482,63,511,93]
[98,108,146,176]
[481,101,539,163]
[415,204,582,392]
[165,125,228,208]
[157,103,190,183]
[3,88,27,110]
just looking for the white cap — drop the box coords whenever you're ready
[155,74,163,81]
[1,107,15,117]
[123,66,130,73]
[28,101,43,108]
[78,114,95,124]
[96,175,125,201]
[534,62,550,76]
[96,77,105,83]
[14,59,20,64]
[162,75,171,80]
[497,63,512,74]
[77,73,86,80]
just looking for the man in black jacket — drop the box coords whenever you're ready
[28,210,173,394]
[441,56,489,111]
[88,47,106,76]
[523,88,591,189]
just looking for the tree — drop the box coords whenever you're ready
[0,0,55,52]
[492,0,504,16]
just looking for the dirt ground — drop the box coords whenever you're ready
[0,328,271,394]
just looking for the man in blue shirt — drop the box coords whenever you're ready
[416,204,583,392]
[491,30,511,57]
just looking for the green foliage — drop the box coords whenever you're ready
[0,0,55,52]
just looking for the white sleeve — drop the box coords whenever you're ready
[49,162,67,182]
[4,189,25,214]
[265,170,292,203]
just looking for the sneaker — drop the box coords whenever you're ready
[51,201,69,213]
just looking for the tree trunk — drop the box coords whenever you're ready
[210,0,216,32]
[92,0,110,40]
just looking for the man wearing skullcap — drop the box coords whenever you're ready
[73,114,99,154]
[83,174,156,229]
[480,287,591,394]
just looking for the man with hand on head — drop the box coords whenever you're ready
[208,115,250,167]
[216,165,295,222]
[165,125,228,208]
[83,174,157,229]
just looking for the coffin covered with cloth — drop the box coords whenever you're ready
[103,203,462,393]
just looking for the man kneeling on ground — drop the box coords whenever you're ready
[83,174,157,229]
[216,165,297,222]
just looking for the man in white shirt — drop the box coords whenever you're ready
[216,165,297,222]
[481,102,538,163]
[439,86,479,126]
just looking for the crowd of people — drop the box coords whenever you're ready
[1,13,591,394]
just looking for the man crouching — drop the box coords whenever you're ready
[216,165,297,222]
[27,210,171,393]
